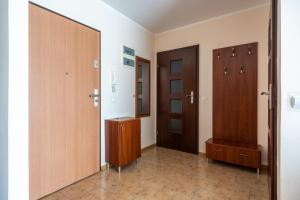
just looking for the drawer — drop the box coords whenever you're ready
[234,149,260,168]
[206,144,226,161]
[206,139,261,169]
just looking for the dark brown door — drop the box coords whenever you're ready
[157,45,199,154]
[264,1,277,199]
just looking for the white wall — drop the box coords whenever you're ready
[155,5,270,165]
[8,0,29,199]
[278,1,300,199]
[0,0,9,199]
[30,0,156,165]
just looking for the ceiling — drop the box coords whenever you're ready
[101,0,269,33]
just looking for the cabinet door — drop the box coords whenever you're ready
[132,120,141,158]
[119,120,141,166]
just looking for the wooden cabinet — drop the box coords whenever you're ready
[206,139,261,172]
[105,117,141,172]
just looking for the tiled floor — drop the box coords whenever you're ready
[42,147,268,200]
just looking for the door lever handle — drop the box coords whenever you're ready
[185,91,194,104]
[261,91,270,96]
[89,94,100,98]
[261,84,272,110]
[89,89,100,107]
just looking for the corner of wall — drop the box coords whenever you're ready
[0,0,9,199]
[8,0,29,199]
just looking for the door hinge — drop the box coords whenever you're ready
[93,60,99,69]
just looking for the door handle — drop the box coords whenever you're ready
[89,94,100,98]
[89,89,100,107]
[185,91,194,104]
[261,84,272,109]
[261,92,270,95]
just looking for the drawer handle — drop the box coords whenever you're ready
[213,148,223,152]
[240,153,249,157]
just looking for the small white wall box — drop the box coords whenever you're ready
[291,96,300,110]
[123,46,135,67]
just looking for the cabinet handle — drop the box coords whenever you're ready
[213,148,223,152]
[239,153,249,157]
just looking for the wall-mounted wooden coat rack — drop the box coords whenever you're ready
[206,42,262,174]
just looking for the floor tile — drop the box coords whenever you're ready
[42,147,268,200]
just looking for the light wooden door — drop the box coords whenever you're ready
[29,4,100,199]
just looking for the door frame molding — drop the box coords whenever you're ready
[271,0,278,199]
[135,56,151,118]
[156,45,199,154]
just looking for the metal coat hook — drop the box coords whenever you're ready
[248,48,252,55]
[217,52,220,60]
[240,66,246,74]
[231,48,236,57]
[224,66,228,75]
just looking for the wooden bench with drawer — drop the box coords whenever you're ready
[206,138,261,174]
